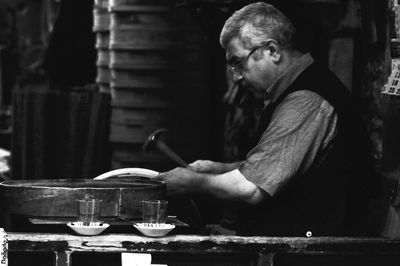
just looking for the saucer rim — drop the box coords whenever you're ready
[133,223,175,230]
[67,222,110,228]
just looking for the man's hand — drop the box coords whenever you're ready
[157,167,205,196]
[189,160,240,174]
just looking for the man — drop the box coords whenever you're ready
[158,2,375,236]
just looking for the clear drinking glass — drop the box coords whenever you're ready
[142,200,168,225]
[76,198,102,226]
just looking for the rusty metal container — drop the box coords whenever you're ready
[0,178,166,219]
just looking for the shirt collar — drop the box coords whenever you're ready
[264,53,314,105]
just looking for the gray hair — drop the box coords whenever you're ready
[220,2,296,50]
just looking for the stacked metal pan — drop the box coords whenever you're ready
[108,0,176,170]
[93,0,215,170]
[94,0,111,93]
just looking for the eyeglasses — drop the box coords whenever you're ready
[228,45,267,79]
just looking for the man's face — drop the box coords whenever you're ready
[226,37,279,99]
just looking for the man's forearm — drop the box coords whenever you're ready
[159,167,266,204]
[196,169,267,204]
[223,162,241,172]
[188,160,242,174]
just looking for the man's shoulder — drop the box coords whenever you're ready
[274,90,336,124]
[283,90,333,111]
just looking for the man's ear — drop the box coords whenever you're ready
[265,40,281,63]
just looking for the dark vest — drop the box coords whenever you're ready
[236,62,375,237]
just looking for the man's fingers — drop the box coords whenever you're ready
[151,174,165,181]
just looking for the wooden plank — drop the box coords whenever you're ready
[8,233,400,266]
[8,233,400,255]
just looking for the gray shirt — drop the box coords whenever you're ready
[239,53,338,196]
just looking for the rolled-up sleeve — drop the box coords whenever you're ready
[238,90,338,196]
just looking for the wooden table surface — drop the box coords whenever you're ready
[7,232,400,266]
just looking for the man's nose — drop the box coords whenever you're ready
[232,72,243,82]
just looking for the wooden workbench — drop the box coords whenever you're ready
[7,233,400,266]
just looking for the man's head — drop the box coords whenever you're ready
[220,2,297,98]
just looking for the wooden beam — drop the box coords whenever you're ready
[7,233,400,255]
[8,233,400,266]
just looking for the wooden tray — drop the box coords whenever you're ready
[0,178,166,219]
